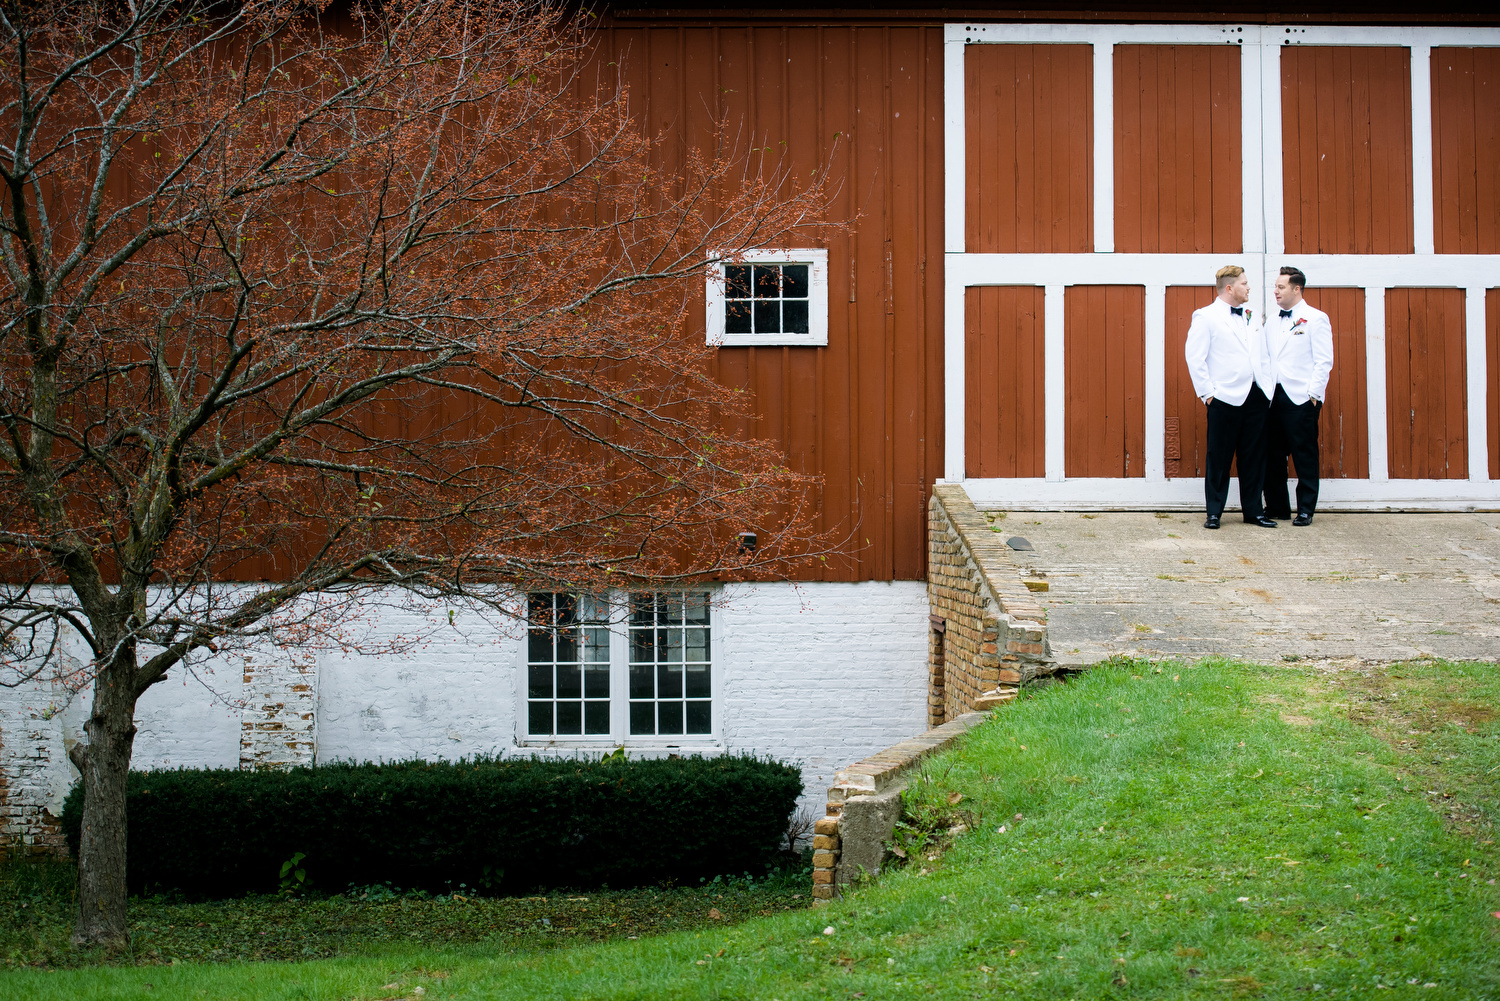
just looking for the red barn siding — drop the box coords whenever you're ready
[1282,47,1414,254]
[1432,48,1500,254]
[1114,45,1242,253]
[1299,288,1369,480]
[1164,286,1215,480]
[964,44,1093,253]
[1064,286,1146,477]
[1386,288,1468,479]
[964,286,1046,478]
[603,26,945,580]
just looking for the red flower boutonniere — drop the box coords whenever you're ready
[1291,317,1308,334]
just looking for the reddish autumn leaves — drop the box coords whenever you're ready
[1,0,837,671]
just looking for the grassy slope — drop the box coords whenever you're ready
[5,658,1497,1001]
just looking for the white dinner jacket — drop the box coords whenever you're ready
[1183,297,1272,407]
[1267,299,1334,405]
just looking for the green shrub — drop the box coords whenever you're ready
[60,754,801,899]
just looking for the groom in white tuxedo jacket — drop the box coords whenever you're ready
[1263,267,1334,526]
[1184,265,1276,530]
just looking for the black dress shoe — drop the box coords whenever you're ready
[1293,513,1313,526]
[1246,515,1278,528]
[1203,515,1221,530]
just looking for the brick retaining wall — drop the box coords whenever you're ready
[927,484,1052,725]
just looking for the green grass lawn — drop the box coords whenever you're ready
[4,657,1497,1000]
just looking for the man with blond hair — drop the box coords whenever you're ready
[1184,265,1276,530]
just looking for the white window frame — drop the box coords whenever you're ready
[706,248,829,347]
[515,589,724,750]
[943,23,1500,510]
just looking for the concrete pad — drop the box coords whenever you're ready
[979,511,1500,666]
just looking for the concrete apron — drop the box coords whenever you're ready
[987,510,1500,667]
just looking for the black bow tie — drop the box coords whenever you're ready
[1229,306,1243,316]
[1280,309,1293,318]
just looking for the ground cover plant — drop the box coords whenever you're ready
[0,862,814,969]
[5,657,1496,1000]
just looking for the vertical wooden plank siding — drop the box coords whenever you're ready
[1431,48,1500,254]
[965,44,1093,253]
[598,26,944,581]
[964,287,1046,478]
[1489,288,1500,479]
[1385,288,1468,479]
[1164,286,1215,479]
[1282,47,1414,254]
[1299,288,1369,480]
[1114,45,1242,253]
[1064,286,1146,477]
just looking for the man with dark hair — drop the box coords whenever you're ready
[1263,266,1334,526]
[1184,265,1276,530]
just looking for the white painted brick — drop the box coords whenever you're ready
[3,582,928,849]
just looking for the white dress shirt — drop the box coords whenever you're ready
[1184,297,1273,407]
[1268,299,1334,405]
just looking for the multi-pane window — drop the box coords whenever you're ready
[628,592,712,735]
[707,250,827,347]
[723,263,810,336]
[524,590,714,742]
[527,593,610,736]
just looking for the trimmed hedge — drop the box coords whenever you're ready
[60,755,801,899]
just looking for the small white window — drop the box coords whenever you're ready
[706,249,828,347]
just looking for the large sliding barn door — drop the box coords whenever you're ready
[945,24,1500,510]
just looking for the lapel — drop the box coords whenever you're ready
[1217,299,1249,351]
[1270,304,1291,360]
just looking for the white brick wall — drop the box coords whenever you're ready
[2,582,929,847]
[716,581,929,819]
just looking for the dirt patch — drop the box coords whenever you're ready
[1434,701,1496,727]
[1279,713,1316,726]
[1243,588,1275,603]
[1322,664,1498,845]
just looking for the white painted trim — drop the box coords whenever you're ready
[1093,42,1115,254]
[1044,283,1068,483]
[1466,286,1489,481]
[945,273,966,481]
[945,35,966,254]
[1044,285,1066,481]
[1144,285,1166,481]
[705,249,828,348]
[1259,40,1283,257]
[1242,34,1265,255]
[947,253,1500,288]
[1410,44,1436,256]
[944,23,1500,509]
[948,24,1500,48]
[960,476,1500,512]
[1365,287,1390,482]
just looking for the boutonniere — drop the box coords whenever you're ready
[1291,317,1308,334]
[1244,309,1253,322]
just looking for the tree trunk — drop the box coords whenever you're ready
[71,657,139,950]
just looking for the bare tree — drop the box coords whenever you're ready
[0,0,835,948]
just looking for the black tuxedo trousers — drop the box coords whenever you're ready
[1263,384,1321,519]
[1204,384,1269,520]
